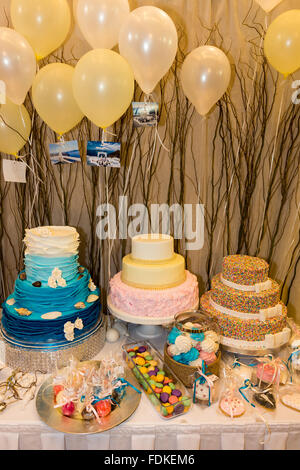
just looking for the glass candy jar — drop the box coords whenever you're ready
[164,311,221,388]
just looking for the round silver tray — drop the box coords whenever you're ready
[36,361,141,434]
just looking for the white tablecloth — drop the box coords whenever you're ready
[0,338,300,450]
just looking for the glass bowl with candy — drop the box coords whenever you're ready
[164,311,221,388]
[122,341,192,419]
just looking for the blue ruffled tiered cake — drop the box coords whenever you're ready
[1,226,105,371]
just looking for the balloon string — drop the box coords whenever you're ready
[146,123,158,175]
[60,167,65,225]
[144,92,169,154]
[101,127,117,143]
[105,167,111,280]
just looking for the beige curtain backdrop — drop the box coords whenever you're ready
[0,0,300,320]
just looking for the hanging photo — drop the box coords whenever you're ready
[132,102,159,128]
[86,141,121,168]
[49,140,81,165]
[0,80,6,104]
[2,159,26,183]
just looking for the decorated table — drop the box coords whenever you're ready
[0,335,300,451]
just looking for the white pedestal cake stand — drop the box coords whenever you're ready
[107,296,199,348]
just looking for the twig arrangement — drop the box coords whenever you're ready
[0,3,300,317]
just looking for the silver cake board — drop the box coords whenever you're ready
[221,342,288,357]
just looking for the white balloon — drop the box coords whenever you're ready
[0,27,36,105]
[119,6,178,95]
[76,0,130,50]
[254,0,283,13]
[181,46,231,117]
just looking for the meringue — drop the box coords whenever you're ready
[201,338,218,353]
[175,334,192,353]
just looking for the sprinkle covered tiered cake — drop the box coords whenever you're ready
[200,255,291,353]
[1,226,105,371]
[108,234,199,322]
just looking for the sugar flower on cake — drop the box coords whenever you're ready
[64,322,75,342]
[88,279,97,292]
[52,268,62,280]
[48,276,57,289]
[64,318,84,342]
[57,277,67,288]
[15,308,32,317]
[87,294,99,303]
[74,318,83,330]
[48,267,67,288]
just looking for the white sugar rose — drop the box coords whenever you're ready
[48,277,57,289]
[75,318,84,330]
[51,268,62,280]
[64,321,75,342]
[57,277,67,287]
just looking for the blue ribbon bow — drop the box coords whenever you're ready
[238,379,256,408]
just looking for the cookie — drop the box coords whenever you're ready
[195,375,219,403]
[219,395,245,418]
[195,383,210,402]
[253,390,276,410]
[281,393,300,412]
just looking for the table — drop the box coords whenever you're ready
[0,336,300,450]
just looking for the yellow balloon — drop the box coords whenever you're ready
[0,99,31,155]
[32,63,84,135]
[264,9,300,77]
[72,49,134,129]
[10,0,71,60]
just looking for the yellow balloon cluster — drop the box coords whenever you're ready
[0,100,31,156]
[264,10,300,77]
[5,0,299,161]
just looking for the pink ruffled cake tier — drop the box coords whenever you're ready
[211,274,280,313]
[109,270,199,318]
[200,291,287,342]
[222,255,269,286]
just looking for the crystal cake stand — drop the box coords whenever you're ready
[0,314,107,373]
